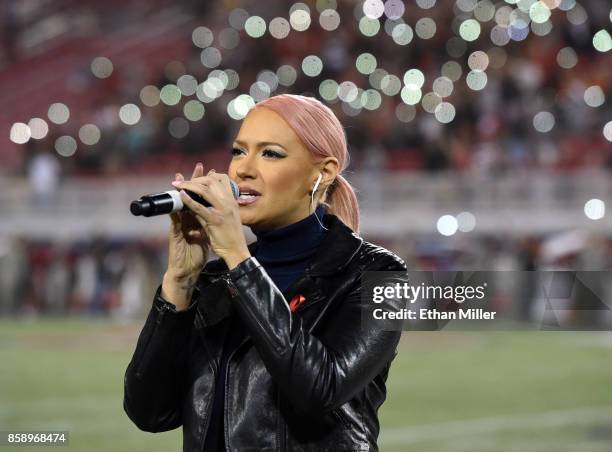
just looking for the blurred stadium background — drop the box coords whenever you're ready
[0,0,611,450]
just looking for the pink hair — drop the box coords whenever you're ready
[252,94,360,233]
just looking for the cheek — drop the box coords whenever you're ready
[268,169,307,199]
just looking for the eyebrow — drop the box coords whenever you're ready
[233,139,286,150]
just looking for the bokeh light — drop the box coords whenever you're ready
[441,61,462,81]
[490,25,511,46]
[160,84,182,106]
[359,17,380,36]
[55,136,77,157]
[119,104,141,125]
[363,0,385,19]
[257,70,279,92]
[380,74,402,96]
[28,118,49,140]
[584,199,605,220]
[468,51,489,71]
[530,2,551,23]
[192,26,213,48]
[401,85,423,105]
[459,19,481,41]
[556,46,578,68]
[91,57,113,79]
[10,123,30,144]
[316,0,338,13]
[369,68,388,90]
[533,111,555,133]
[200,47,222,68]
[457,0,478,13]
[474,0,496,22]
[319,9,341,31]
[184,100,205,122]
[457,211,477,232]
[422,92,442,113]
[603,121,612,142]
[140,85,160,107]
[433,77,454,97]
[48,103,70,125]
[385,0,406,19]
[593,30,612,52]
[415,17,436,39]
[356,53,377,75]
[270,17,291,39]
[403,68,425,88]
[245,16,267,37]
[338,81,359,102]
[391,23,414,45]
[319,79,339,101]
[290,10,311,31]
[361,89,382,110]
[177,75,198,96]
[584,86,605,108]
[78,124,101,146]
[302,55,323,77]
[249,81,271,102]
[466,71,488,90]
[437,214,458,236]
[277,65,297,86]
[416,0,437,9]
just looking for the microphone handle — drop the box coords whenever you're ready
[130,190,211,217]
[131,180,239,217]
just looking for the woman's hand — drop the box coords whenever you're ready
[172,169,251,271]
[161,163,211,310]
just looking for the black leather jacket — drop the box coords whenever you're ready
[124,214,407,451]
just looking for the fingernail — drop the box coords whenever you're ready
[197,162,203,168]
[171,181,181,187]
[175,173,180,179]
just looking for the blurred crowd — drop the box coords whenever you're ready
[3,0,609,181]
[2,232,611,327]
[1,1,610,323]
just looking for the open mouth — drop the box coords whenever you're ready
[237,189,261,206]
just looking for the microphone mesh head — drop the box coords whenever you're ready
[229,180,239,199]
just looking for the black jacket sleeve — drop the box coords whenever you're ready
[123,286,198,432]
[227,254,407,417]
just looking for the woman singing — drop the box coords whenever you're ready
[123,94,407,451]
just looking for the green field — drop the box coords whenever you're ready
[1,319,611,451]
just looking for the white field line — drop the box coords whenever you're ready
[380,406,612,445]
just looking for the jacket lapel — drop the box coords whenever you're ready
[195,213,363,332]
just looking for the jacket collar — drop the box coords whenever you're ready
[201,213,363,277]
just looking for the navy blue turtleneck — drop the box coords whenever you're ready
[203,205,327,451]
[252,204,327,292]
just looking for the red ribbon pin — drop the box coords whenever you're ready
[289,294,306,313]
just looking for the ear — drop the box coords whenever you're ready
[318,157,339,189]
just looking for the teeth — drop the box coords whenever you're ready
[239,194,257,199]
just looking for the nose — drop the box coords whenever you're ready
[233,151,257,180]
